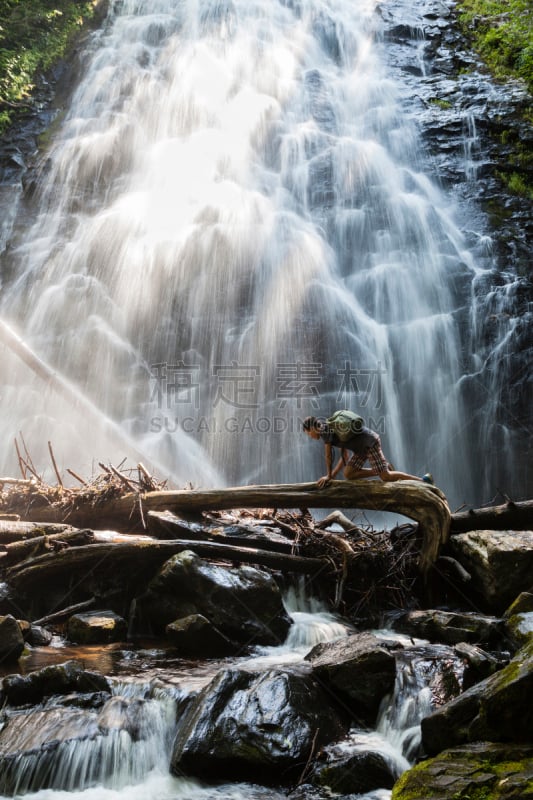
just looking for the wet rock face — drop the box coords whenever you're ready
[305,633,397,724]
[134,549,292,646]
[170,667,349,785]
[392,742,533,800]
[379,0,533,499]
[421,638,533,754]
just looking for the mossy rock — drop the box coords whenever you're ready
[392,741,533,799]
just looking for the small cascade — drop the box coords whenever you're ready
[281,581,353,651]
[0,682,178,796]
[376,640,464,763]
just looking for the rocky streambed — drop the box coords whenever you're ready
[0,519,532,799]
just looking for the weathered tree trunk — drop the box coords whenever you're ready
[3,480,451,575]
[450,499,533,534]
[6,538,328,593]
[0,521,73,545]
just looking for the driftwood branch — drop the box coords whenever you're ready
[0,521,73,545]
[33,598,97,626]
[2,528,95,565]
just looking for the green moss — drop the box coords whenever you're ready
[0,1,102,135]
[500,170,533,198]
[429,97,453,110]
[456,0,533,92]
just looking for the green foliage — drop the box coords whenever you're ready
[456,0,533,92]
[503,171,532,198]
[0,1,97,134]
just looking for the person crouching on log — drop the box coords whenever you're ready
[303,414,432,489]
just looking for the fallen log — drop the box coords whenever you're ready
[2,480,451,576]
[6,538,329,593]
[3,528,95,565]
[450,499,533,534]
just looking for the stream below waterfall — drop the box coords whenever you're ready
[0,586,466,799]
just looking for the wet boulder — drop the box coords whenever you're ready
[391,742,533,800]
[450,530,533,613]
[390,608,503,647]
[170,667,349,784]
[309,732,399,794]
[0,615,25,663]
[166,614,234,657]
[422,639,533,754]
[305,633,397,724]
[1,660,110,706]
[67,610,127,644]
[26,624,53,647]
[134,550,292,646]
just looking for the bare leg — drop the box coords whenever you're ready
[377,469,423,482]
[344,466,378,480]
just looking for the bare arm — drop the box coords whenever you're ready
[317,445,346,488]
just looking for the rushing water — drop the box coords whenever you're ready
[0,587,463,800]
[0,0,496,504]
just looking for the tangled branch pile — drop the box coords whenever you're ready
[1,437,166,521]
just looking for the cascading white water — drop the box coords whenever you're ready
[0,0,482,502]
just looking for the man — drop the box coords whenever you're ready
[303,415,430,489]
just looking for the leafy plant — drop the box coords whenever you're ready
[456,0,533,91]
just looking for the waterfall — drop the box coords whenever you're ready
[0,0,495,504]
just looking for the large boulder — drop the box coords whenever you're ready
[305,633,397,724]
[0,615,24,663]
[170,667,349,785]
[390,608,503,646]
[392,742,533,800]
[422,639,533,755]
[134,550,292,646]
[450,530,533,613]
